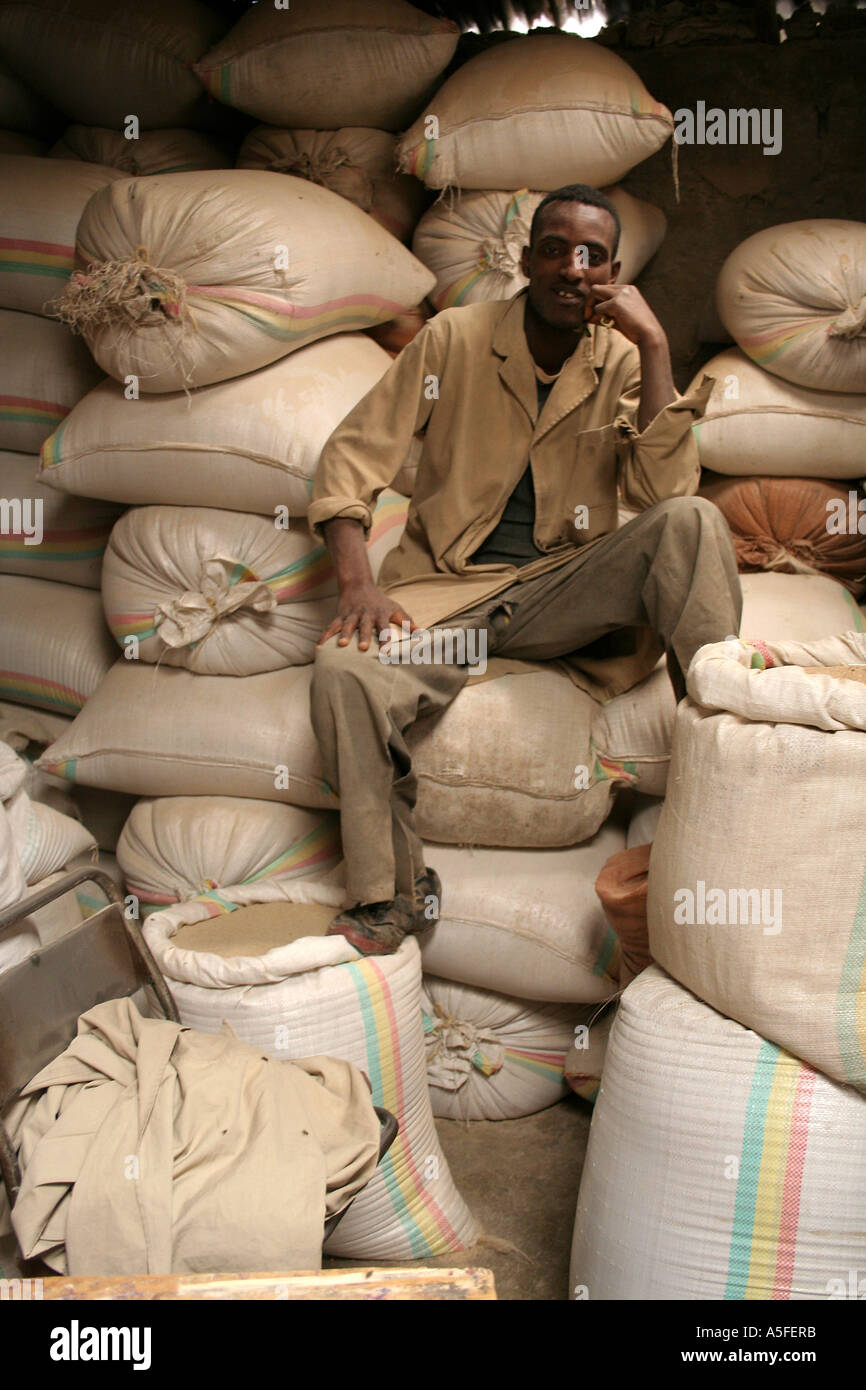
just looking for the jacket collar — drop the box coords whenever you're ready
[492,288,603,439]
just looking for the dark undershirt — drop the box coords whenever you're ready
[469,373,558,568]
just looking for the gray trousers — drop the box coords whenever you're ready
[311,496,742,905]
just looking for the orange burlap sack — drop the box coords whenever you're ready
[595,842,652,990]
[701,474,866,596]
[365,301,431,358]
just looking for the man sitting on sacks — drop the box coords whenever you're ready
[309,183,742,957]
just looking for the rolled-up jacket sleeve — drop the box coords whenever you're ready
[616,370,715,511]
[308,319,446,539]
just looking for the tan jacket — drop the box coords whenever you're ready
[310,289,713,699]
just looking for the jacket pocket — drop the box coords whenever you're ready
[547,423,619,545]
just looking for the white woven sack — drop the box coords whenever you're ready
[57,169,434,392]
[0,741,95,895]
[194,0,459,132]
[100,493,408,674]
[422,976,597,1120]
[38,333,403,514]
[738,571,863,643]
[626,793,663,848]
[117,796,343,915]
[413,187,666,311]
[716,220,866,393]
[0,451,122,588]
[0,574,116,714]
[143,890,477,1260]
[690,348,866,478]
[649,631,866,1093]
[420,824,624,1002]
[51,126,229,176]
[396,33,673,191]
[0,0,225,128]
[0,868,98,976]
[571,965,866,1299]
[237,127,427,244]
[0,310,102,453]
[0,155,122,315]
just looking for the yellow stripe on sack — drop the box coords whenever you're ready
[743,1051,799,1299]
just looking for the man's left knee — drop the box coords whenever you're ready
[652,494,727,536]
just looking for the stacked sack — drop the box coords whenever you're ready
[0,150,132,856]
[14,0,486,1265]
[692,220,866,602]
[28,20,688,1142]
[571,634,866,1298]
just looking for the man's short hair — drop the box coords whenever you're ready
[529,184,621,259]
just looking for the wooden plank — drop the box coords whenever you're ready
[43,1266,497,1301]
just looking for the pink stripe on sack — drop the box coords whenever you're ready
[773,1066,816,1299]
[365,958,462,1249]
[187,284,410,319]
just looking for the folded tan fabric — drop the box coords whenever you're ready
[595,842,653,990]
[2,997,381,1275]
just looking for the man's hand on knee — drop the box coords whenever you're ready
[317,583,419,652]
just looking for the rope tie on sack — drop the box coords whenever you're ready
[829,293,866,340]
[154,559,276,649]
[48,245,191,334]
[425,1002,505,1084]
[478,224,526,277]
[266,146,374,211]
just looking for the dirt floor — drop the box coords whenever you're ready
[324,1093,594,1301]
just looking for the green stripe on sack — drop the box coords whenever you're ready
[723,1038,779,1300]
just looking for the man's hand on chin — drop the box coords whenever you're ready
[586,283,667,349]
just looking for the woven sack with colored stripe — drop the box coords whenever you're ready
[117,796,343,917]
[143,889,477,1261]
[395,34,673,191]
[419,828,624,1003]
[193,0,459,132]
[0,573,116,715]
[716,221,866,394]
[423,975,600,1120]
[237,128,427,245]
[0,451,122,588]
[100,492,409,674]
[39,333,405,514]
[52,169,434,392]
[689,348,866,478]
[413,187,666,312]
[50,126,230,177]
[0,310,102,453]
[0,155,122,316]
[570,965,866,1299]
[0,0,226,128]
[649,631,866,1094]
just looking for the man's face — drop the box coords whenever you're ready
[520,201,620,332]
